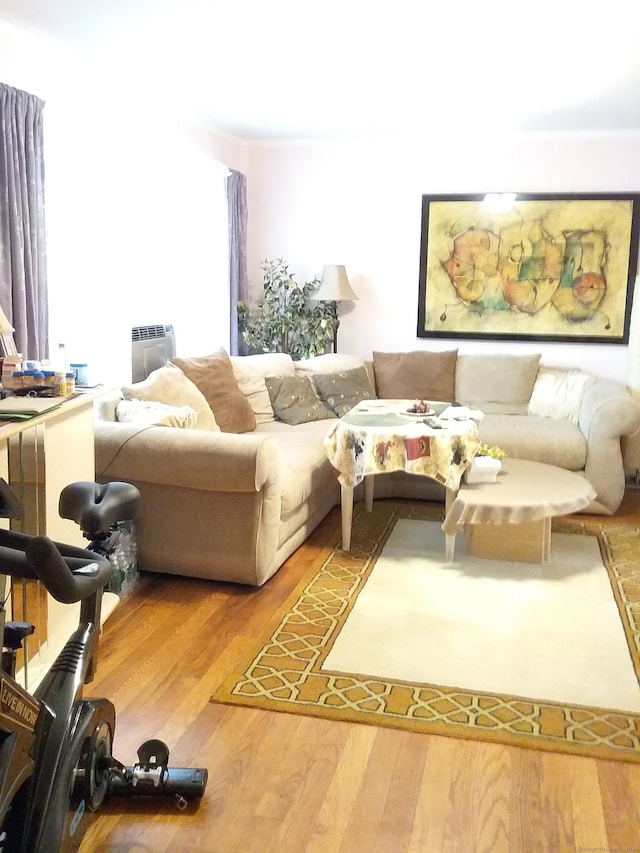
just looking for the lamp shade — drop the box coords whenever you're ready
[315,265,358,301]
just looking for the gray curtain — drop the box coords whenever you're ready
[0,83,48,360]
[226,169,248,355]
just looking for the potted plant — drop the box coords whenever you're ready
[465,444,506,484]
[237,258,337,360]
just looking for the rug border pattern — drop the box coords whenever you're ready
[212,502,640,762]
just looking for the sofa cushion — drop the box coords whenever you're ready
[372,350,457,401]
[121,362,219,431]
[231,353,295,424]
[295,353,365,376]
[456,353,541,411]
[173,349,256,434]
[528,367,595,423]
[312,366,377,417]
[478,414,587,470]
[115,399,197,428]
[265,375,334,425]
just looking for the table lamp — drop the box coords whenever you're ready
[313,265,358,352]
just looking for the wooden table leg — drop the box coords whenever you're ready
[341,484,354,550]
[364,476,374,512]
[445,487,456,562]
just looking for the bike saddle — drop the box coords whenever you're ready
[59,481,140,536]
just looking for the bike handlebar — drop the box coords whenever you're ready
[0,529,113,605]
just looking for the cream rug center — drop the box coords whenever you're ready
[322,519,640,713]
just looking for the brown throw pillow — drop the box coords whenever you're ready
[172,349,256,433]
[372,350,457,401]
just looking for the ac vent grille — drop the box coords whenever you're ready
[132,324,174,342]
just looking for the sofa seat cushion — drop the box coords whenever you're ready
[478,414,587,470]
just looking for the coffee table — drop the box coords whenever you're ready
[442,458,597,562]
[323,400,481,550]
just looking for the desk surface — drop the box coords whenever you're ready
[0,389,103,440]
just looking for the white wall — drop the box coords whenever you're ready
[0,20,245,385]
[244,133,640,383]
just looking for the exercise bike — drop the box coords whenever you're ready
[0,480,208,853]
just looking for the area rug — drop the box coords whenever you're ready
[211,501,640,762]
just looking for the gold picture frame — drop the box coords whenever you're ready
[417,193,640,343]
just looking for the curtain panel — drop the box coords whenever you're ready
[0,83,48,360]
[227,169,248,355]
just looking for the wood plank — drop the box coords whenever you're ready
[78,492,640,852]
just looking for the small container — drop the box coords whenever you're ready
[65,371,75,395]
[56,371,67,396]
[23,369,38,387]
[43,370,56,387]
[11,370,23,390]
[70,363,89,386]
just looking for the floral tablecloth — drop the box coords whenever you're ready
[323,401,481,492]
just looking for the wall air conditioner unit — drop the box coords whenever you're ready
[131,324,176,382]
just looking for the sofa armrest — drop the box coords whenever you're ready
[578,379,640,513]
[579,379,640,439]
[95,422,279,493]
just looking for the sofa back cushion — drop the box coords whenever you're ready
[230,353,295,424]
[173,349,256,433]
[455,353,541,413]
[121,362,219,431]
[372,350,457,401]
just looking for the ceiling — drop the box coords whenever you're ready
[2,0,640,141]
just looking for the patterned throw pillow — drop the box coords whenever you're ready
[312,366,377,417]
[265,375,335,425]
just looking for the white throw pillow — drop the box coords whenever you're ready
[121,362,219,431]
[528,367,594,423]
[116,399,197,429]
[230,353,295,424]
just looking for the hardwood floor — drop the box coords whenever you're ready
[80,492,640,853]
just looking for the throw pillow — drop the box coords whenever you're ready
[372,350,457,401]
[265,375,335,426]
[121,362,219,431]
[312,366,377,417]
[455,353,541,406]
[116,399,197,429]
[173,348,256,434]
[230,353,295,424]
[528,367,594,423]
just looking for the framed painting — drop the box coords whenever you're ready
[417,192,640,343]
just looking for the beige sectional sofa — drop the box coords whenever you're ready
[94,348,640,586]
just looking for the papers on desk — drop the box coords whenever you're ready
[0,396,66,420]
[438,405,484,422]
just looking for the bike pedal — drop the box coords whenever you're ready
[133,739,170,788]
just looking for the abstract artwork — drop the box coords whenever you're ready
[417,193,640,343]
